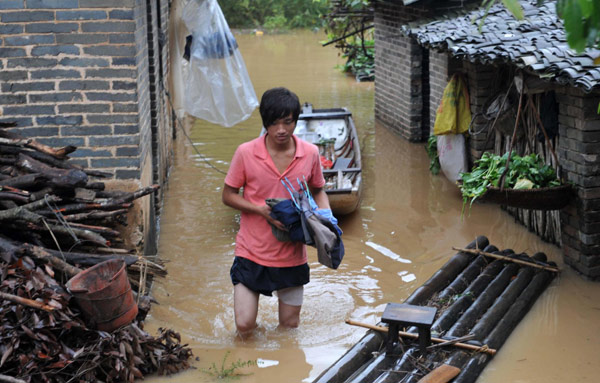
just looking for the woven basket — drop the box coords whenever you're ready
[478,184,573,210]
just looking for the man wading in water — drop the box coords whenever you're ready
[222,87,330,337]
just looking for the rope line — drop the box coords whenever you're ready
[159,77,227,176]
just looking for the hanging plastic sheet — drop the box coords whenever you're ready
[181,0,258,127]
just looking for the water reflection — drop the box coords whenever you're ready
[146,30,600,383]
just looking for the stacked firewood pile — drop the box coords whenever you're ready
[0,124,193,382]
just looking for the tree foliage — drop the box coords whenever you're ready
[322,0,375,81]
[218,0,328,30]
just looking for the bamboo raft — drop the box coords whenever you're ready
[313,236,558,383]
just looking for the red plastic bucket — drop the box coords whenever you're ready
[66,259,138,332]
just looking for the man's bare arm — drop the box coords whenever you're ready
[311,187,330,210]
[222,184,286,230]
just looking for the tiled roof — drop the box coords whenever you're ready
[403,0,600,92]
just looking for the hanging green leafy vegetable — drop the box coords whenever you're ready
[459,152,561,213]
[425,135,440,175]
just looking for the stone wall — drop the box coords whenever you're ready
[0,0,175,254]
[557,88,600,278]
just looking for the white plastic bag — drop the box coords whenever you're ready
[436,134,468,183]
[181,0,258,127]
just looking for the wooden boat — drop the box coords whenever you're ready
[295,103,362,215]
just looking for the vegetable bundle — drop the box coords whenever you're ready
[459,152,561,211]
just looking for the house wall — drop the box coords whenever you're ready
[557,88,600,278]
[373,1,428,142]
[376,1,600,278]
[422,47,600,278]
[0,0,175,254]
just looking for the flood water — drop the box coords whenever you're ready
[145,30,600,382]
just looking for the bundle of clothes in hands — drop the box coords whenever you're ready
[267,177,344,269]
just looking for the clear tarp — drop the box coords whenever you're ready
[174,0,258,127]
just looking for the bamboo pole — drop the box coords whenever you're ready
[0,291,55,312]
[345,320,496,356]
[427,334,475,350]
[452,247,559,273]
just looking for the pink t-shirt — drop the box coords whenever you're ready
[224,134,325,267]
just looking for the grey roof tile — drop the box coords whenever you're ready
[405,0,600,92]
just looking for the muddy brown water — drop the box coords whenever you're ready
[145,30,600,382]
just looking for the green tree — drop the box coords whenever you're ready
[321,0,375,80]
[218,0,328,30]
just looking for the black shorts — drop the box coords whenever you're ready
[230,256,309,296]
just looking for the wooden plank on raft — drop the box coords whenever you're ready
[417,364,461,383]
[345,319,496,355]
[452,247,560,273]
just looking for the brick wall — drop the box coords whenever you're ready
[557,88,600,278]
[463,61,497,165]
[374,1,429,142]
[0,0,175,254]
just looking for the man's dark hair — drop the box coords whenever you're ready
[259,87,301,128]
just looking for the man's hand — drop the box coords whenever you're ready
[257,204,286,231]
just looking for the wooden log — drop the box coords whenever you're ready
[1,194,60,214]
[23,244,82,277]
[344,349,397,383]
[0,291,55,312]
[0,173,47,189]
[452,247,560,273]
[469,266,535,340]
[113,185,160,204]
[366,347,420,383]
[485,269,555,349]
[0,235,19,262]
[28,187,54,202]
[345,320,496,355]
[432,260,505,334]
[0,137,31,146]
[42,247,138,267]
[0,122,18,128]
[436,255,489,301]
[0,129,75,159]
[0,200,17,210]
[452,270,555,383]
[37,201,132,216]
[62,208,128,222]
[0,200,51,223]
[86,246,132,254]
[16,153,88,189]
[26,221,110,247]
[445,263,520,338]
[2,146,72,170]
[0,185,30,196]
[427,334,476,350]
[416,364,461,383]
[0,166,13,175]
[0,374,26,383]
[85,181,106,190]
[0,157,15,165]
[313,331,385,383]
[0,192,29,203]
[405,236,489,305]
[81,168,112,178]
[45,220,121,237]
[95,190,131,199]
